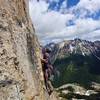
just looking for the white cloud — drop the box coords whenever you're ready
[29,0,100,44]
[75,18,100,34]
[60,0,67,13]
[77,0,100,14]
[69,0,100,18]
[29,0,74,41]
[81,29,100,41]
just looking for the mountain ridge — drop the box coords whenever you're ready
[46,38,100,63]
[45,38,100,99]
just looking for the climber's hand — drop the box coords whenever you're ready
[41,58,48,63]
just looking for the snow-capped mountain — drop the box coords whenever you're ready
[46,39,100,99]
[46,38,100,63]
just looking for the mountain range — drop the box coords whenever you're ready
[45,38,100,99]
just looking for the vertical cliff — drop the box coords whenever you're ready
[0,0,58,100]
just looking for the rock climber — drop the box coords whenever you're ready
[41,47,54,95]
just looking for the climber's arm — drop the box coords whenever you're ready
[41,58,48,63]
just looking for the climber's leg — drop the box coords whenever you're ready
[45,69,48,81]
[44,69,53,94]
[47,80,53,95]
[44,69,49,90]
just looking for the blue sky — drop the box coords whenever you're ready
[29,0,100,44]
[48,0,80,10]
[67,0,79,8]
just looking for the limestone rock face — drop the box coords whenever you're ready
[0,0,58,100]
